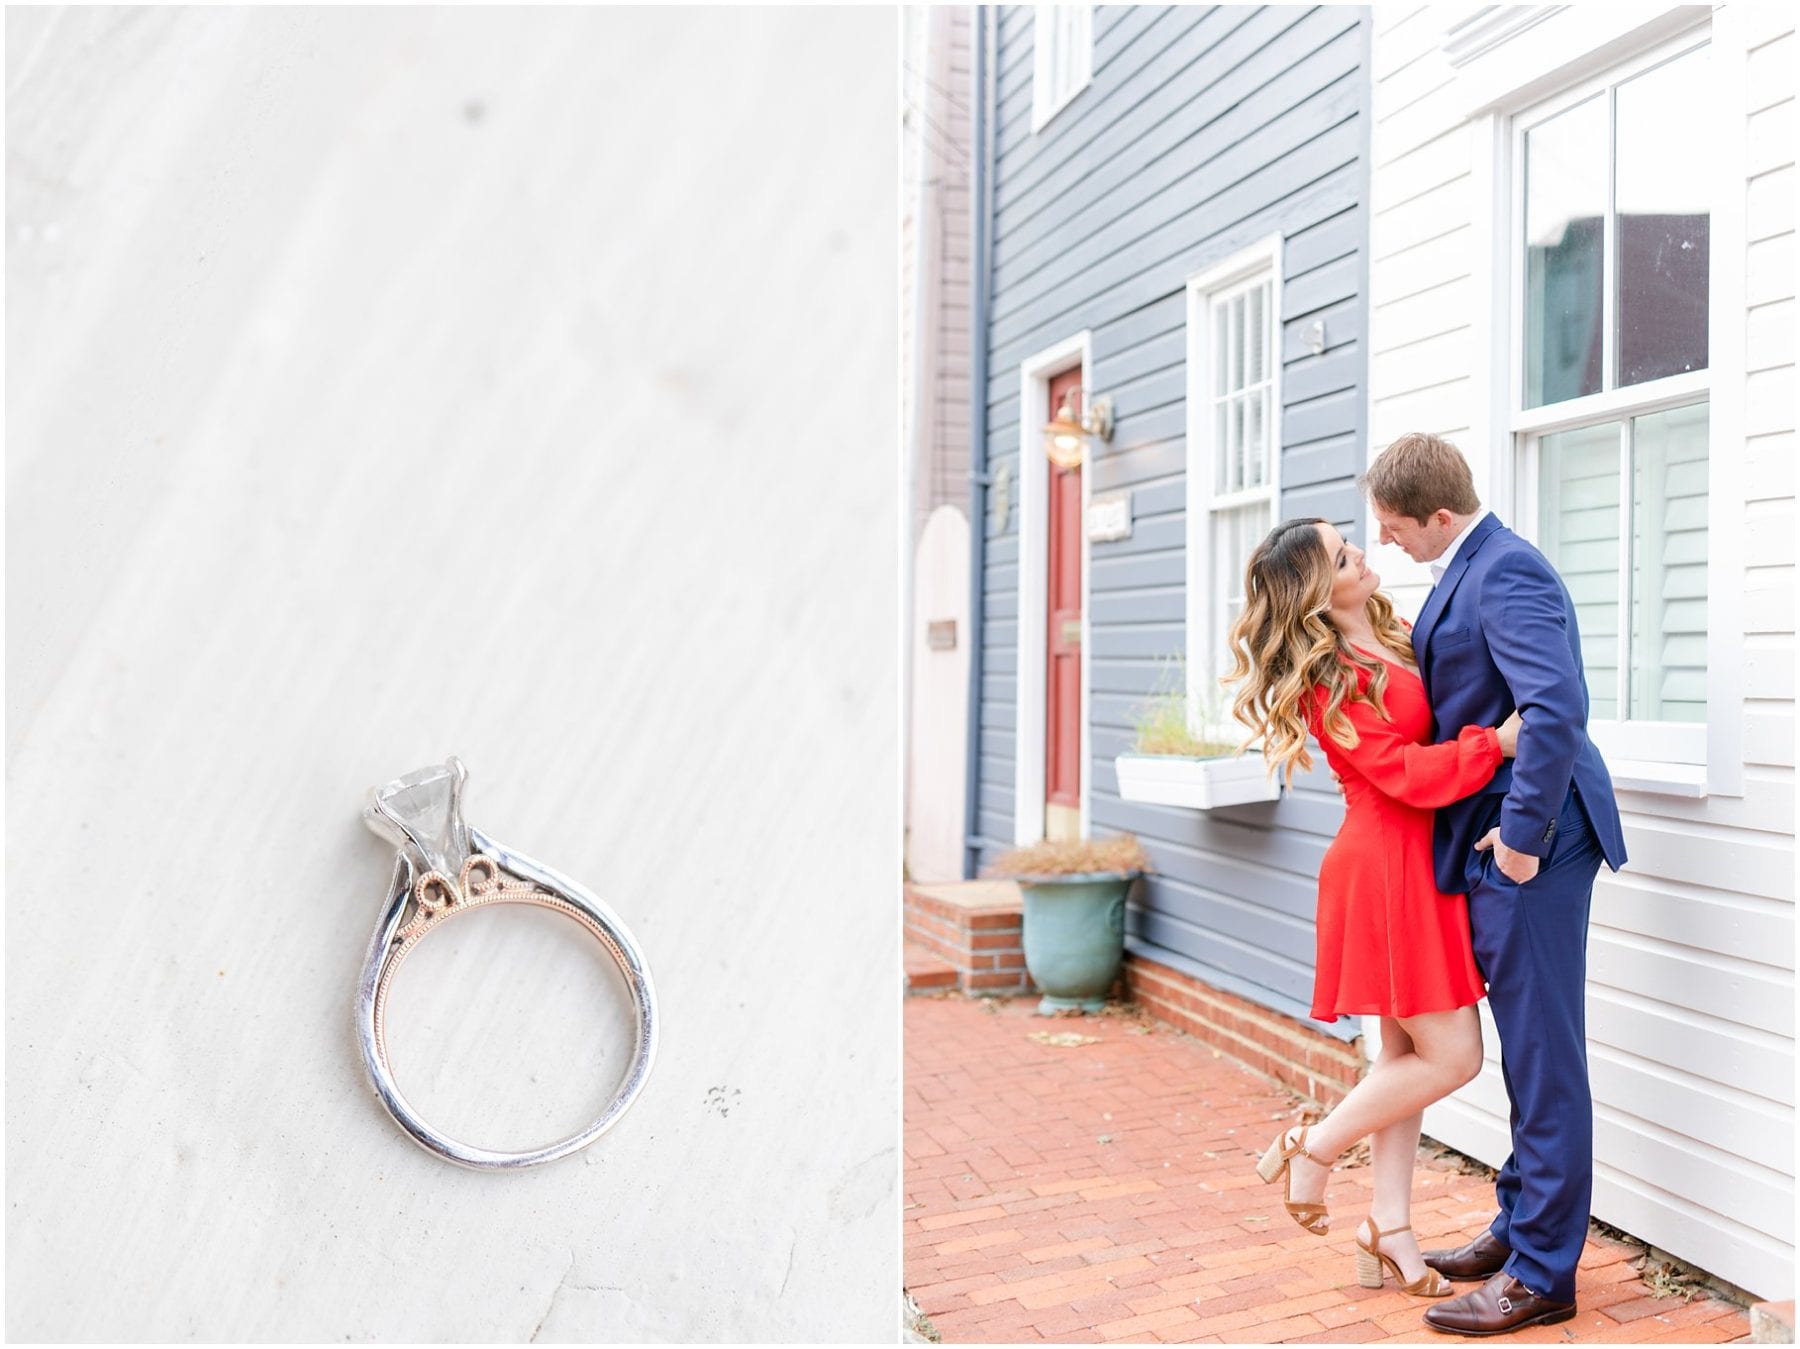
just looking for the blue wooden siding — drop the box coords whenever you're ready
[972,5,1373,1037]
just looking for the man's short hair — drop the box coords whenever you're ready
[1361,432,1482,521]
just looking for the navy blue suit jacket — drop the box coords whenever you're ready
[1410,513,1628,894]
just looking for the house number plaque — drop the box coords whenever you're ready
[1087,491,1132,543]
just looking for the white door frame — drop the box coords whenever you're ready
[1013,331,1094,844]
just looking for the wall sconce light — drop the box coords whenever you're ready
[1042,389,1114,469]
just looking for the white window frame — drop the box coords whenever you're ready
[1470,13,1745,797]
[1184,236,1284,736]
[1031,5,1093,133]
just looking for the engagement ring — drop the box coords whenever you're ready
[356,758,657,1168]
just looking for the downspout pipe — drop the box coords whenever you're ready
[901,8,934,843]
[961,3,996,879]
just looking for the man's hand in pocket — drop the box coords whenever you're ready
[1475,828,1540,884]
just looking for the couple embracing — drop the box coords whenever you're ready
[1225,433,1628,1337]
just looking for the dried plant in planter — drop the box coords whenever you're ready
[1130,655,1241,758]
[985,833,1152,879]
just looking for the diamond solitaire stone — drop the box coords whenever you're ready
[364,759,469,877]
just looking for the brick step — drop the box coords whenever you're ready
[904,941,958,993]
[903,880,1031,996]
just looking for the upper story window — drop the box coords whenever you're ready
[1523,42,1711,406]
[1032,5,1093,132]
[1511,34,1711,764]
[1187,239,1282,713]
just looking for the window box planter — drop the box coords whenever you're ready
[1113,751,1281,809]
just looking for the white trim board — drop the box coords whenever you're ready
[1702,2,1748,797]
[1448,4,1712,121]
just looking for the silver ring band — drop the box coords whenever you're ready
[356,759,657,1169]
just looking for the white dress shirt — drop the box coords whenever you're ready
[1429,508,1491,586]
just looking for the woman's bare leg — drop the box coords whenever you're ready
[1279,1006,1482,1236]
[1346,1018,1433,1279]
[1367,1105,1430,1280]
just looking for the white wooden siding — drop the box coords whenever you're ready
[1366,2,1795,1300]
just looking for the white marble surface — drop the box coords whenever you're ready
[6,7,898,1341]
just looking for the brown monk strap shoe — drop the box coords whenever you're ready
[1422,1272,1577,1337]
[1421,1229,1511,1282]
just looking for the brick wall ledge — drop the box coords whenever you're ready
[1124,952,1365,1107]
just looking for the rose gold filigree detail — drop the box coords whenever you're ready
[370,857,632,1070]
[402,855,522,933]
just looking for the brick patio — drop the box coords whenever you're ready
[905,994,1751,1344]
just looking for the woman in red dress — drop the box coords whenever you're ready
[1222,517,1520,1298]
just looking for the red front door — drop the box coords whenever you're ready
[1045,368,1083,840]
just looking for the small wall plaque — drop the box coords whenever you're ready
[927,619,957,651]
[1087,490,1132,543]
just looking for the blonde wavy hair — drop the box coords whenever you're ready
[1222,517,1416,783]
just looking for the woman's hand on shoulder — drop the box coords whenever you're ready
[1496,709,1522,758]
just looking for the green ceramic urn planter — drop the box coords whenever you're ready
[1016,869,1139,1014]
[988,833,1152,1016]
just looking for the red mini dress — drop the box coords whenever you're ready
[1306,652,1501,1022]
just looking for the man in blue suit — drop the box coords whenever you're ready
[1361,433,1628,1336]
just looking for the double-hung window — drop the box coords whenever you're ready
[1032,5,1092,132]
[1187,240,1282,719]
[1509,33,1713,773]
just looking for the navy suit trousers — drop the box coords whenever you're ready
[1463,785,1605,1305]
